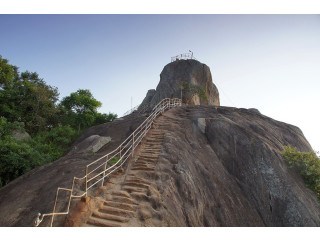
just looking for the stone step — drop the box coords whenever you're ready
[143,147,162,150]
[123,182,150,189]
[110,190,131,198]
[149,130,164,133]
[153,124,171,127]
[145,138,163,142]
[112,196,138,205]
[142,148,162,151]
[144,145,162,148]
[99,205,135,218]
[145,136,163,140]
[104,200,136,211]
[92,211,129,223]
[148,133,164,136]
[122,186,146,194]
[130,192,150,201]
[86,216,122,227]
[134,161,155,166]
[144,144,163,147]
[142,151,161,155]
[137,158,158,162]
[135,158,157,163]
[144,142,163,146]
[131,167,155,171]
[133,162,149,166]
[143,145,162,148]
[133,164,149,169]
[144,141,163,144]
[138,154,159,158]
[137,157,158,162]
[124,178,149,185]
[146,136,164,139]
[136,156,157,161]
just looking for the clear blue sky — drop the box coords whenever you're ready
[0,14,319,151]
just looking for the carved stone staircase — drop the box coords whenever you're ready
[80,118,169,227]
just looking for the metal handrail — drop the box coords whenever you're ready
[171,51,196,62]
[33,98,181,227]
[122,102,150,117]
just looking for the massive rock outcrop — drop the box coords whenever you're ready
[139,59,220,111]
[1,105,319,227]
[0,59,319,227]
[66,106,320,227]
[154,106,320,226]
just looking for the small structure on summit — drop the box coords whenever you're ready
[139,58,220,112]
[171,50,195,62]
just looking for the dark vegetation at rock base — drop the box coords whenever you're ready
[0,55,117,187]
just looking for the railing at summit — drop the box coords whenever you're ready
[33,98,182,227]
[171,51,196,62]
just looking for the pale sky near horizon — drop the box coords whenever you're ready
[0,14,319,151]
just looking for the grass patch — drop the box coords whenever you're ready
[107,157,119,166]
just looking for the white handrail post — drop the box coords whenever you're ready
[132,132,135,157]
[85,167,88,197]
[101,156,108,187]
[120,146,122,159]
[50,188,59,227]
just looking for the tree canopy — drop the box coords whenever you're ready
[0,56,14,87]
[0,66,60,134]
[0,56,117,187]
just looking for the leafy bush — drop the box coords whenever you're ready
[0,117,25,138]
[0,120,77,187]
[281,145,320,200]
[0,137,45,187]
[94,112,117,125]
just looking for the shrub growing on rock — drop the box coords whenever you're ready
[281,145,320,200]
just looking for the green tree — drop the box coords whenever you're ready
[93,112,117,125]
[60,89,102,132]
[0,67,59,134]
[60,89,101,114]
[0,55,14,87]
[0,56,117,187]
[0,117,76,187]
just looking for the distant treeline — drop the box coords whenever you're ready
[0,55,117,187]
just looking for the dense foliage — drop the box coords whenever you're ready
[0,55,117,187]
[281,145,320,200]
[60,89,116,133]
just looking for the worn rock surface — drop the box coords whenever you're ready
[72,135,112,154]
[68,106,320,227]
[140,59,220,111]
[12,129,30,141]
[153,106,320,226]
[0,105,319,227]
